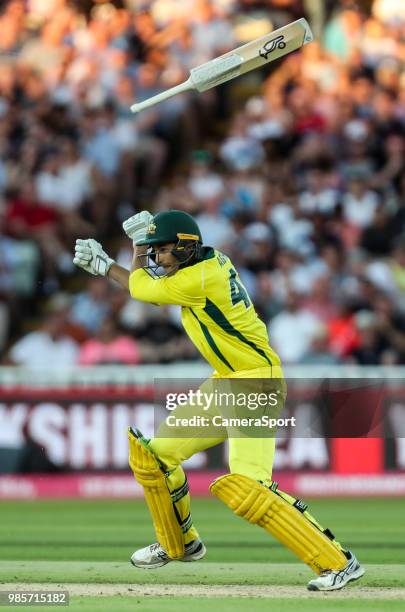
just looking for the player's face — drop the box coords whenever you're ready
[154,243,178,274]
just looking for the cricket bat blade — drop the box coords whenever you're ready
[130,18,313,113]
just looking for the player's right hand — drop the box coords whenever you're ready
[74,239,97,275]
[73,239,115,276]
[122,210,153,244]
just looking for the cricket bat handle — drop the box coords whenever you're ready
[130,79,193,113]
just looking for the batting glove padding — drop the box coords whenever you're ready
[73,239,115,276]
[122,210,153,244]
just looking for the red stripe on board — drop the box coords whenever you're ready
[330,384,384,474]
[331,439,383,474]
[1,471,405,499]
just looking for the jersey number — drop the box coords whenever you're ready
[229,268,251,308]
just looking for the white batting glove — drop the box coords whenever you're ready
[73,239,115,276]
[73,239,96,275]
[122,210,153,244]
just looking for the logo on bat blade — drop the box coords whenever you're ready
[259,35,286,59]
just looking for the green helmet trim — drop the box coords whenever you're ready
[136,210,202,246]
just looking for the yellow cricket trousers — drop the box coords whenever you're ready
[149,366,286,544]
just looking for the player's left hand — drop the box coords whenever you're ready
[122,210,153,244]
[73,239,115,276]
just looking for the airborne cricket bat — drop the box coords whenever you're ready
[130,18,313,114]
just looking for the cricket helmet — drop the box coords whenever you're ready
[136,210,203,275]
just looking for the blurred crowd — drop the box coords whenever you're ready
[0,0,404,367]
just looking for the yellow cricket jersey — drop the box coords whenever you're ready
[129,248,281,375]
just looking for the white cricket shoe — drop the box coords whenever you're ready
[130,539,206,569]
[307,551,365,591]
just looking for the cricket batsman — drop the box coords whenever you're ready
[73,209,365,591]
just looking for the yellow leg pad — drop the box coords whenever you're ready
[128,432,184,560]
[210,474,347,575]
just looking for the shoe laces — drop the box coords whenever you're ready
[150,543,162,552]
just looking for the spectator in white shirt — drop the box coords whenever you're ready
[57,139,93,211]
[342,170,379,228]
[35,152,64,207]
[8,310,79,368]
[268,289,321,364]
[299,168,339,215]
[70,276,111,334]
[196,195,236,251]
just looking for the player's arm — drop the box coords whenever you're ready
[128,265,204,306]
[107,262,130,288]
[127,235,205,306]
[73,211,153,287]
[131,244,148,273]
[73,238,130,290]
